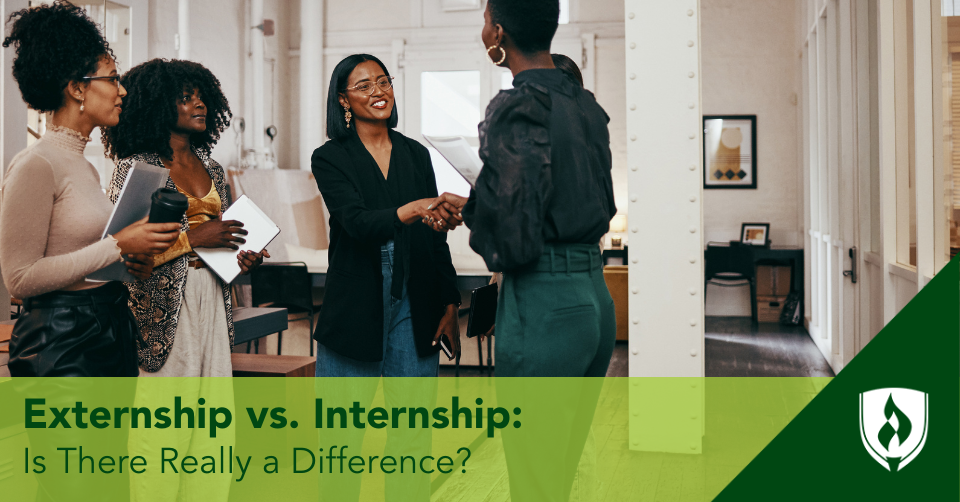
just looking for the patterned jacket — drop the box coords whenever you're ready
[106,151,235,372]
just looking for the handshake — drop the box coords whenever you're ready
[399,192,469,232]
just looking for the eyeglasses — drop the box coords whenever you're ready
[82,75,121,88]
[344,76,395,95]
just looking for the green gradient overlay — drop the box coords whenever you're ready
[0,376,825,501]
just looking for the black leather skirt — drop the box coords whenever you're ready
[9,282,139,377]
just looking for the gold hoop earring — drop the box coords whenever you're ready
[344,108,352,129]
[487,45,506,65]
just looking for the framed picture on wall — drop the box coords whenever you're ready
[703,115,757,189]
[741,222,770,246]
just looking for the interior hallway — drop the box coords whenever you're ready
[705,317,835,377]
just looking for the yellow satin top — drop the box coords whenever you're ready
[152,182,222,267]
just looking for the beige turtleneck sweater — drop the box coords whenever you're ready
[0,126,122,299]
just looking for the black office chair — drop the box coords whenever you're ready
[704,243,757,320]
[250,262,322,356]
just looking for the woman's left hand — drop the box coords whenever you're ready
[239,249,271,275]
[124,254,154,281]
[433,304,461,361]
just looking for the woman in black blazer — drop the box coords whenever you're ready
[311,54,461,377]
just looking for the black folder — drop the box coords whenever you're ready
[466,283,498,338]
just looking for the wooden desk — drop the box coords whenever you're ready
[705,243,804,321]
[0,321,13,375]
[235,270,492,291]
[231,354,315,377]
[233,307,289,345]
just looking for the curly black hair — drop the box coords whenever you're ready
[489,0,559,54]
[102,59,231,160]
[2,1,114,112]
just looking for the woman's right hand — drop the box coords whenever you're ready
[186,216,247,249]
[114,217,182,255]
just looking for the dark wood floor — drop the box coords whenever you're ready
[705,317,835,377]
[441,317,832,379]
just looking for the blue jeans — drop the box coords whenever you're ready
[316,240,439,377]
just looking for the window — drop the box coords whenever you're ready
[560,0,570,24]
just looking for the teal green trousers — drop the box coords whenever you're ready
[495,244,616,500]
[495,243,617,377]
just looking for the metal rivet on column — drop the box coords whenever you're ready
[688,134,695,140]
[689,257,697,264]
[689,288,697,296]
[690,444,697,451]
[691,415,697,420]
[690,349,698,356]
[630,135,637,141]
[688,71,695,78]
[631,288,638,294]
[689,164,696,171]
[631,227,638,233]
[631,165,638,171]
[632,318,640,325]
[687,40,695,47]
[688,103,696,109]
[630,104,637,111]
[632,257,638,264]
[689,319,697,327]
[629,73,637,80]
[689,227,697,234]
[633,411,639,417]
[630,195,638,202]
[628,12,635,19]
[689,195,697,202]
[687,9,694,16]
[630,42,637,49]
[631,348,639,355]
[633,441,639,447]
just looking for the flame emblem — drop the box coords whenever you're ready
[860,388,928,472]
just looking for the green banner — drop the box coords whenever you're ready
[0,259,954,501]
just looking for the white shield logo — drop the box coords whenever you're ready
[859,388,928,472]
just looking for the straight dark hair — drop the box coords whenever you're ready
[326,54,398,140]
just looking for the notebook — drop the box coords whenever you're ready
[422,135,483,188]
[466,283,499,338]
[88,162,170,282]
[194,195,280,284]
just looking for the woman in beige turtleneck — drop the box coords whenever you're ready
[0,3,181,377]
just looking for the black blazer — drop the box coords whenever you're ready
[311,130,461,362]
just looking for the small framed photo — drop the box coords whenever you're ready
[703,115,757,189]
[741,223,770,246]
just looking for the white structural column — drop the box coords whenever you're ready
[177,0,190,60]
[250,0,266,168]
[625,1,704,453]
[299,0,324,171]
[877,0,899,324]
[913,0,938,287]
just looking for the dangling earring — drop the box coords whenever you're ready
[344,107,352,129]
[487,45,506,65]
[79,97,85,113]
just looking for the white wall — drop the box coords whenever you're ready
[701,0,803,247]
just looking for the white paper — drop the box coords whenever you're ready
[422,135,483,188]
[195,195,280,284]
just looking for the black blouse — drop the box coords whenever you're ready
[311,130,460,362]
[462,69,617,272]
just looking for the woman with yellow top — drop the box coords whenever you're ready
[103,58,267,377]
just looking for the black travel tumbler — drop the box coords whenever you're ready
[149,188,189,224]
